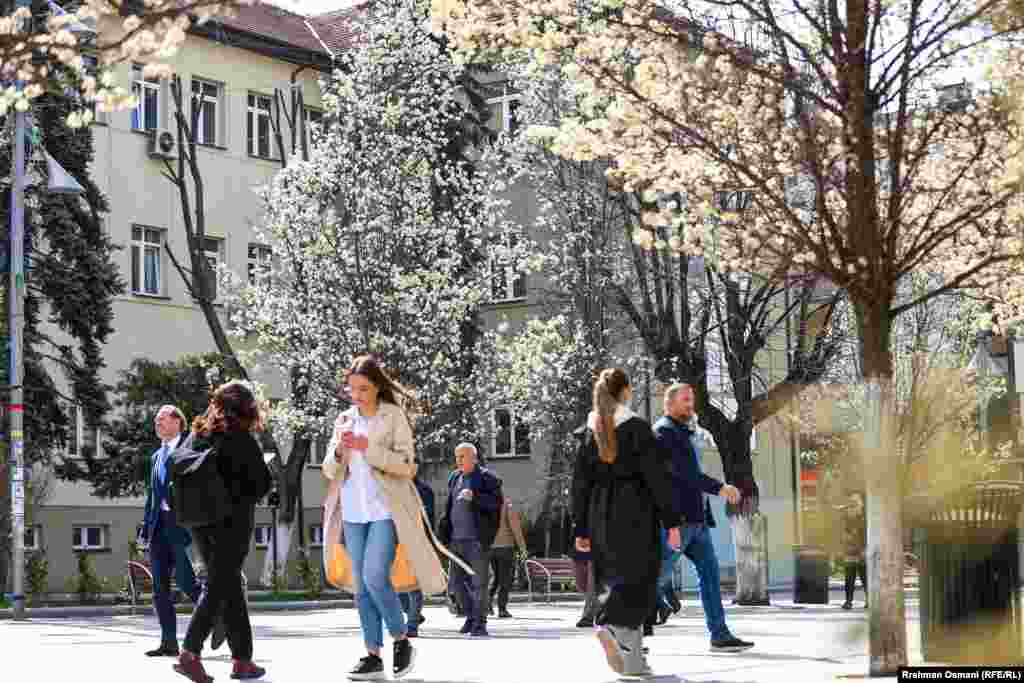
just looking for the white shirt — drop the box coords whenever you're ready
[341,411,392,524]
[159,433,182,512]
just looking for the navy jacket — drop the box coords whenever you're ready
[141,435,191,546]
[439,465,502,547]
[653,416,722,526]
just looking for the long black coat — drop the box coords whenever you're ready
[571,415,681,628]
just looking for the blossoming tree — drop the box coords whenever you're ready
[442,0,1024,672]
[224,0,509,582]
[486,59,844,603]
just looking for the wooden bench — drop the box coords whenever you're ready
[525,557,577,603]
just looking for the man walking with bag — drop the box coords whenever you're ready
[139,405,200,657]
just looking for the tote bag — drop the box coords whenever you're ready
[325,534,419,593]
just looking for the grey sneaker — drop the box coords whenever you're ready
[597,625,627,674]
[597,624,645,675]
[621,626,654,678]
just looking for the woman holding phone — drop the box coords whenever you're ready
[322,355,461,680]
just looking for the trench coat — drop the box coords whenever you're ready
[321,401,469,595]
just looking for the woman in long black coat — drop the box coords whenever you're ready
[572,368,681,677]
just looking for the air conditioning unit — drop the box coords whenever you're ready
[148,128,178,160]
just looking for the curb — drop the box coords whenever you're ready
[0,586,919,620]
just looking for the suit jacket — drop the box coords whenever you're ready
[141,433,191,547]
[439,464,502,548]
[321,402,468,594]
[653,416,721,527]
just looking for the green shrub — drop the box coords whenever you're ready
[73,552,103,604]
[292,551,323,599]
[25,550,49,605]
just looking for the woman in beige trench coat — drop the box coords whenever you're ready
[321,355,468,681]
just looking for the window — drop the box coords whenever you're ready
[72,525,106,550]
[247,93,274,158]
[307,437,328,467]
[191,78,221,146]
[131,226,164,296]
[66,403,81,457]
[492,407,530,458]
[247,243,273,287]
[309,524,324,547]
[304,107,323,149]
[490,232,526,302]
[485,83,520,136]
[24,525,40,550]
[131,65,160,131]
[253,525,271,548]
[201,237,223,301]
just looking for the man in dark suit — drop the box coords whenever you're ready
[139,404,200,657]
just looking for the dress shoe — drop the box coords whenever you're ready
[459,618,474,634]
[146,644,180,657]
[497,609,512,619]
[576,617,594,628]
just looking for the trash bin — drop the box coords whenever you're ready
[914,481,1024,664]
[793,544,829,604]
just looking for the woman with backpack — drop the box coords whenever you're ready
[572,368,682,678]
[174,381,272,683]
[322,355,461,680]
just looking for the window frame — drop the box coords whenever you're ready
[247,92,275,159]
[309,524,324,547]
[485,83,521,137]
[72,525,107,551]
[491,406,531,459]
[130,225,165,297]
[131,64,161,132]
[24,525,40,551]
[247,243,273,287]
[489,232,527,303]
[201,236,224,301]
[253,525,271,549]
[191,77,222,147]
[303,106,323,150]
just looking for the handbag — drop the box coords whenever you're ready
[325,536,419,593]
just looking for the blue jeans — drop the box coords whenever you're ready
[681,524,730,641]
[399,590,423,629]
[344,520,407,651]
[150,512,199,645]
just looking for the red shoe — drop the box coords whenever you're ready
[173,651,213,683]
[230,660,266,680]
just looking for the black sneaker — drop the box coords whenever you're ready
[841,601,853,610]
[470,625,490,637]
[393,639,415,679]
[348,654,385,680]
[459,618,474,634]
[711,636,754,653]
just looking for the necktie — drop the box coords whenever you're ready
[156,444,169,488]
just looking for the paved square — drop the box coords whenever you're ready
[1,596,921,682]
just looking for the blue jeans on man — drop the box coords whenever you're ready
[681,523,731,641]
[344,520,407,651]
[150,510,200,646]
[449,539,489,634]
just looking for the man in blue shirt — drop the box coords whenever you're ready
[139,405,200,657]
[654,383,754,653]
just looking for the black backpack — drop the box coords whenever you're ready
[171,433,231,529]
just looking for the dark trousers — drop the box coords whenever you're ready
[574,559,597,622]
[150,511,199,646]
[489,546,516,612]
[183,509,254,660]
[450,539,490,625]
[844,560,867,603]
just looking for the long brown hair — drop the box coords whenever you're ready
[346,355,410,408]
[593,368,630,464]
[192,381,264,437]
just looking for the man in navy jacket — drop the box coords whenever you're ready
[654,384,754,653]
[438,443,502,637]
[139,405,200,657]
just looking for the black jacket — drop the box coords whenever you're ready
[653,416,721,526]
[439,465,503,548]
[414,476,436,529]
[572,416,680,586]
[213,431,272,510]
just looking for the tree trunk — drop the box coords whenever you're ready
[261,520,296,588]
[731,511,770,605]
[260,437,310,586]
[857,301,906,676]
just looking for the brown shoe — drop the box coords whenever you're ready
[230,660,266,680]
[173,651,213,683]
